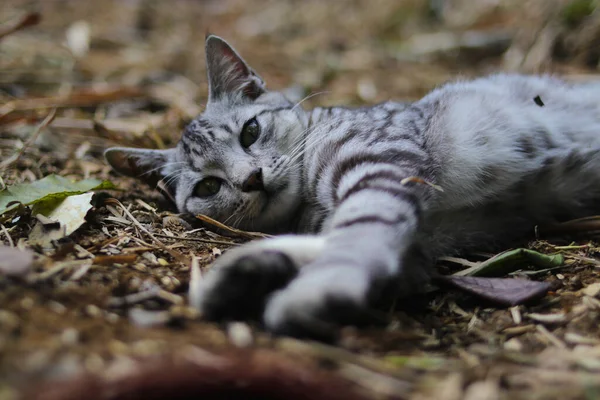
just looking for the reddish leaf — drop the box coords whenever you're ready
[434,275,552,306]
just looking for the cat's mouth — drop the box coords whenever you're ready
[250,181,287,215]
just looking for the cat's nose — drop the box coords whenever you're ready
[241,168,264,192]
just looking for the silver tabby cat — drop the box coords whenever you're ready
[106,35,600,339]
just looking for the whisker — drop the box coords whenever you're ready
[141,161,187,178]
[291,91,330,112]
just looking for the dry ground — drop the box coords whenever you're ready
[1,0,600,399]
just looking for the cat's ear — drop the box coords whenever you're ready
[205,35,266,102]
[104,147,176,188]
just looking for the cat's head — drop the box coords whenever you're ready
[105,36,308,232]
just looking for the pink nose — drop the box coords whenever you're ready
[241,168,264,192]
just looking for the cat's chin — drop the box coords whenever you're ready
[241,188,301,234]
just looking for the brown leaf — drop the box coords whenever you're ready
[434,275,552,306]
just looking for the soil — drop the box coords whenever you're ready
[1,1,600,399]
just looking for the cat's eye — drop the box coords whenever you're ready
[240,118,260,148]
[194,177,222,197]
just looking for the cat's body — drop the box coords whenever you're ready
[106,36,600,339]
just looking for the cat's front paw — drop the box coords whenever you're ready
[194,236,325,322]
[196,250,298,321]
[264,266,384,341]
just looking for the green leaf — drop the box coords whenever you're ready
[385,355,450,371]
[0,174,116,216]
[453,248,564,277]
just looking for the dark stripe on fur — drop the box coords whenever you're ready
[330,149,426,194]
[220,124,233,134]
[339,184,421,212]
[255,106,293,118]
[336,170,416,204]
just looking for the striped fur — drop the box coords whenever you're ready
[105,36,600,339]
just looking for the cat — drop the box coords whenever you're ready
[105,35,600,339]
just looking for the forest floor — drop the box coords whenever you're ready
[1,1,600,399]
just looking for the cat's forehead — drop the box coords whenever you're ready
[176,104,261,165]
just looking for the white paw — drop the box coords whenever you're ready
[263,266,381,340]
[195,235,325,321]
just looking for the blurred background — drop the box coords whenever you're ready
[3,0,600,178]
[2,2,600,398]
[3,0,600,105]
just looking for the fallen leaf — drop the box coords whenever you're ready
[434,275,552,306]
[28,192,95,247]
[0,245,34,276]
[453,248,564,277]
[45,192,94,236]
[28,215,65,248]
[0,174,116,216]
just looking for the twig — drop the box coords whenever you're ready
[195,214,271,240]
[539,216,600,236]
[0,12,41,41]
[1,224,14,247]
[108,287,161,307]
[1,87,144,113]
[105,198,187,263]
[400,176,444,192]
[0,108,56,170]
[30,260,92,282]
[154,233,238,247]
[552,244,590,250]
[188,254,202,311]
[69,262,93,281]
[535,324,567,348]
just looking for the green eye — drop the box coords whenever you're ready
[240,118,260,148]
[194,177,222,197]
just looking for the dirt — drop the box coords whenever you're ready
[1,0,600,399]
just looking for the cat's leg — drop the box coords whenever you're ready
[196,168,432,338]
[194,235,325,321]
[263,175,433,339]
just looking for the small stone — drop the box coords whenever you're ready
[582,282,600,298]
[128,308,170,328]
[84,354,105,372]
[85,304,102,317]
[157,258,169,266]
[504,338,523,352]
[0,311,20,332]
[160,275,171,287]
[141,252,159,265]
[106,312,120,323]
[132,263,147,272]
[48,301,67,314]
[227,322,253,348]
[60,328,79,345]
[20,297,34,310]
